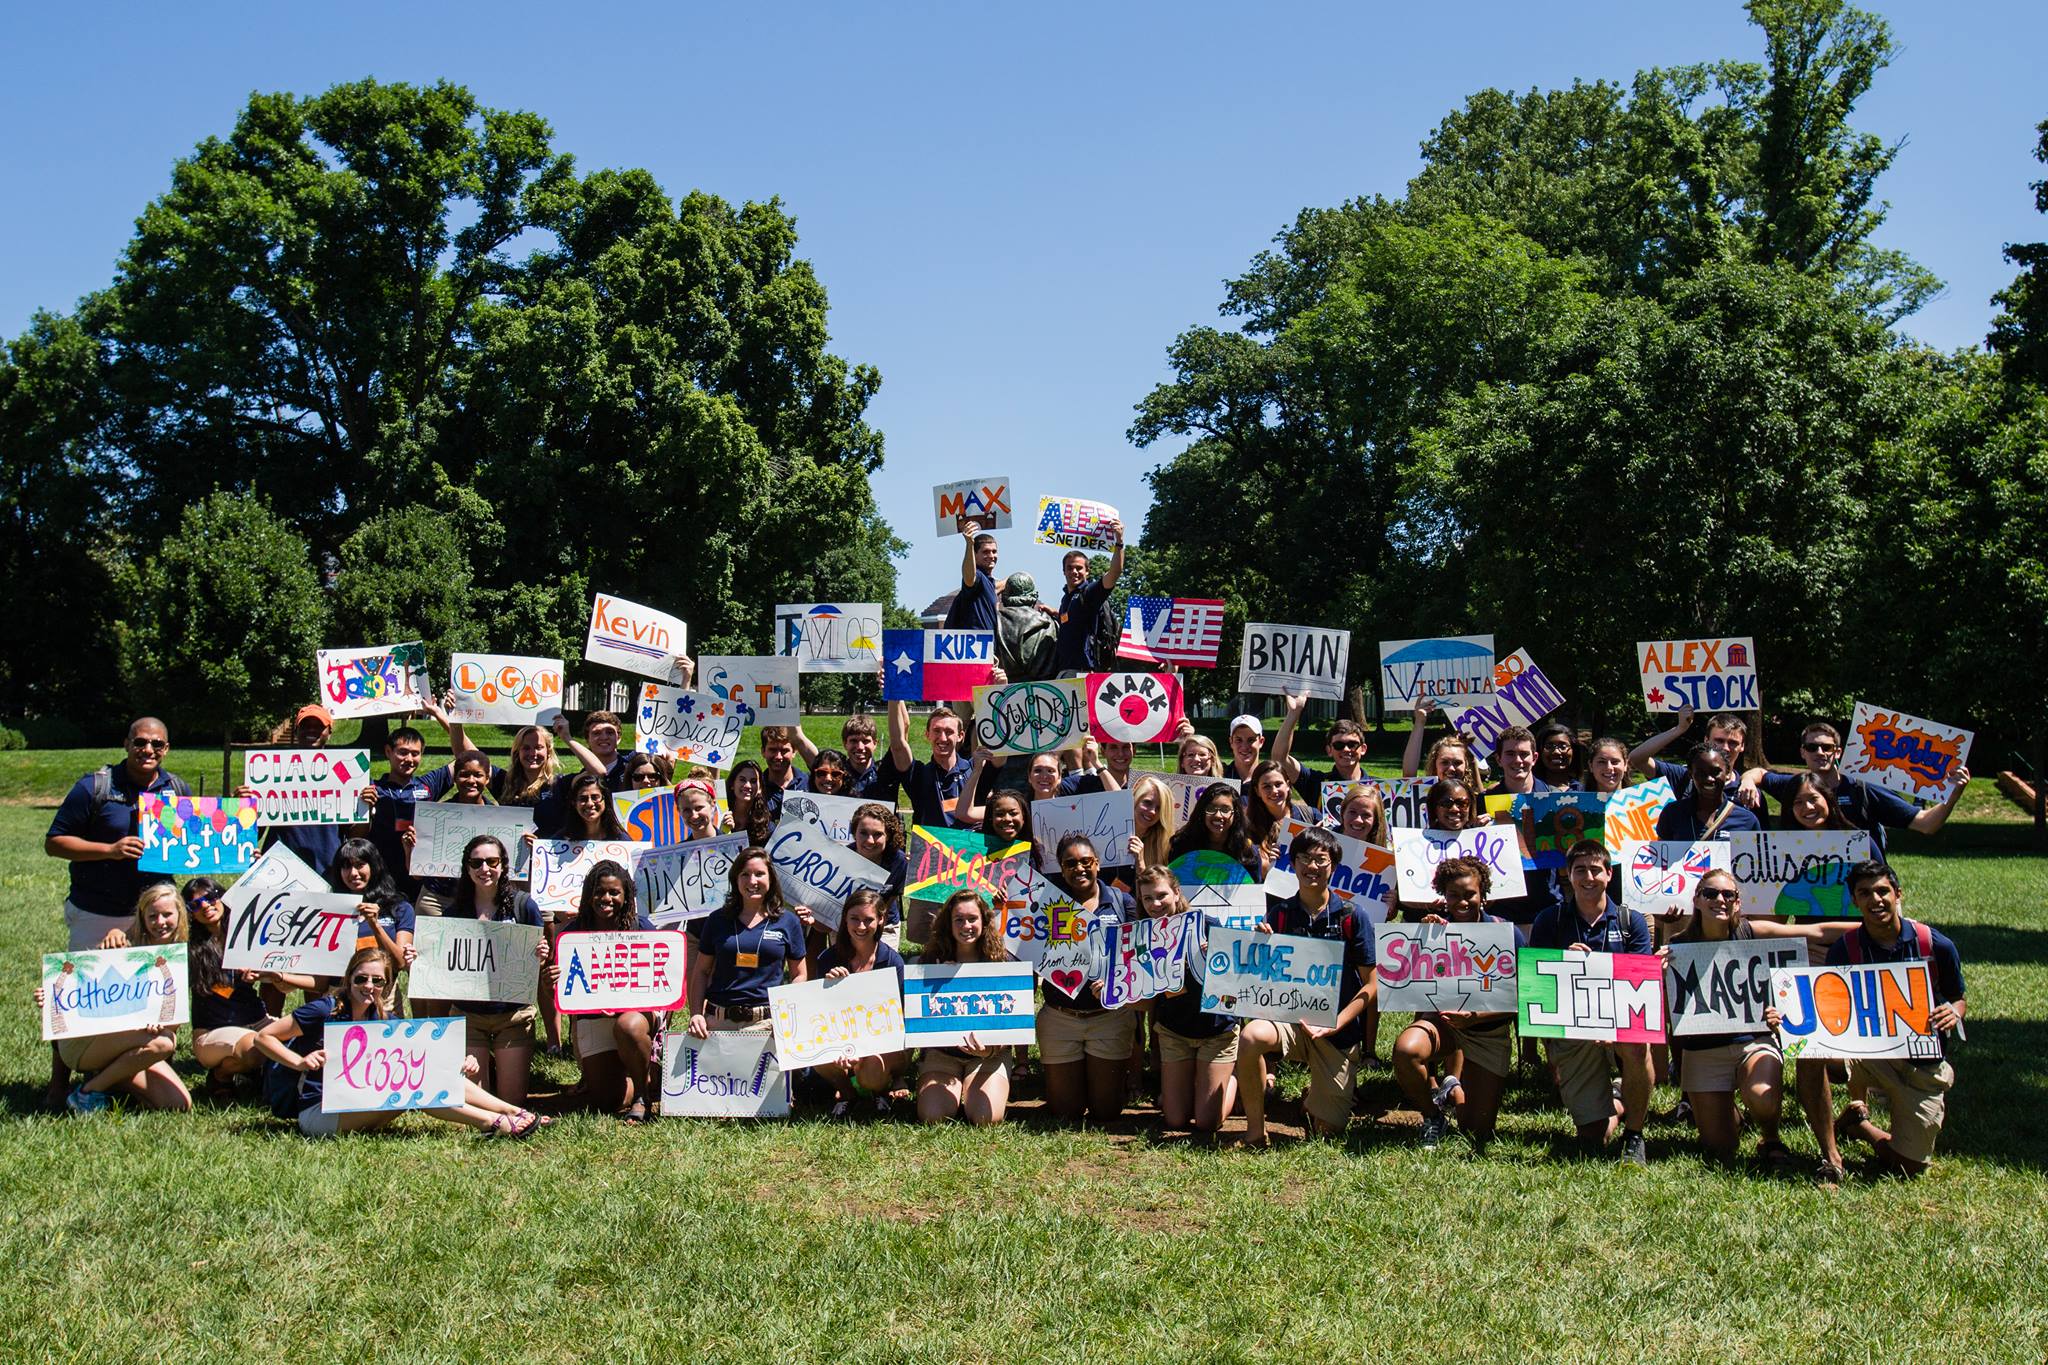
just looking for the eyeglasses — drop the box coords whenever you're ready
[350,974,388,987]
[1060,856,1099,869]
[128,738,168,751]
[1293,854,1334,868]
[467,856,505,869]
[1697,888,1740,901]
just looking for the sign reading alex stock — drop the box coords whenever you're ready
[1636,637,1758,712]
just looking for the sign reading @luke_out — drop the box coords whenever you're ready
[1770,962,1942,1062]
[1379,635,1495,713]
[1636,637,1758,712]
[1033,495,1120,551]
[447,653,564,726]
[243,748,371,825]
[318,641,430,719]
[407,919,543,1006]
[585,592,688,683]
[698,656,800,727]
[1517,948,1666,1043]
[1374,922,1519,1014]
[138,794,259,875]
[1839,702,1973,805]
[41,946,188,1041]
[661,1031,791,1118]
[1726,830,1871,919]
[1238,623,1350,702]
[1086,670,1183,744]
[881,629,996,702]
[636,684,751,769]
[971,678,1088,755]
[320,1017,467,1113]
[554,930,689,1015]
[1199,925,1344,1028]
[775,603,883,674]
[933,477,1013,536]
[901,962,1038,1046]
[768,970,907,1069]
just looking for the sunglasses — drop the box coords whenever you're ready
[1802,742,1839,753]
[1697,888,1740,901]
[350,974,388,987]
[1328,739,1361,750]
[467,856,505,869]
[1060,856,1099,869]
[128,738,168,751]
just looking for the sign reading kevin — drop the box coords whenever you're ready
[1636,637,1758,712]
[585,592,688,683]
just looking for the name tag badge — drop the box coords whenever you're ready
[735,950,760,969]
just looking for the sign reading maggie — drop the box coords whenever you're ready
[972,677,1088,755]
[1239,623,1350,701]
[1099,910,1203,1009]
[1380,635,1495,713]
[1392,827,1527,903]
[1448,649,1565,758]
[585,592,688,683]
[1664,939,1806,1037]
[1518,948,1666,1043]
[1033,495,1120,551]
[41,946,188,1041]
[1200,925,1343,1028]
[698,656,801,726]
[768,819,892,932]
[407,919,543,1005]
[1840,702,1973,804]
[1618,840,1728,918]
[768,970,907,1068]
[882,629,995,702]
[1636,637,1758,712]
[777,792,870,846]
[1727,830,1871,919]
[408,803,535,881]
[1771,962,1941,1061]
[1118,596,1225,669]
[776,603,883,674]
[634,836,749,927]
[448,652,564,726]
[1267,820,1394,921]
[1030,791,1134,875]
[139,794,259,874]
[221,889,359,976]
[554,930,688,1014]
[1086,670,1183,744]
[661,1031,790,1118]
[244,748,371,825]
[1603,778,1674,850]
[933,477,1012,536]
[905,826,1034,904]
[318,641,429,719]
[321,1017,466,1113]
[901,962,1038,1046]
[636,684,751,768]
[1375,922,1519,1013]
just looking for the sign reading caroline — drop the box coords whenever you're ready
[138,794,259,875]
[636,684,751,769]
[585,592,689,683]
[934,477,1013,536]
[244,748,372,826]
[1840,703,1972,805]
[776,603,883,674]
[320,1017,466,1113]
[41,946,188,1040]
[1636,637,1758,712]
[1379,635,1495,713]
[318,641,429,719]
[1770,962,1941,1061]
[972,677,1088,755]
[768,970,907,1068]
[1086,670,1183,743]
[447,653,564,726]
[1033,495,1120,551]
[1239,623,1350,701]
[767,819,891,933]
[1517,948,1666,1043]
[553,930,689,1015]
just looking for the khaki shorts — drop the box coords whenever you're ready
[64,902,132,952]
[1419,1016,1513,1080]
[1681,1036,1781,1094]
[461,1005,535,1051]
[919,1048,1010,1084]
[56,1033,131,1070]
[706,1010,772,1035]
[1037,1005,1138,1064]
[1548,1039,1621,1128]
[1851,1057,1954,1164]
[1265,1022,1361,1131]
[413,888,451,918]
[194,1024,264,1059]
[1157,1024,1239,1066]
[573,1016,619,1058]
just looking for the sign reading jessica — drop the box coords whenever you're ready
[139,794,259,875]
[1637,637,1758,712]
[1199,925,1343,1028]
[585,592,688,683]
[244,748,371,825]
[1380,635,1495,712]
[768,970,907,1068]
[554,930,689,1015]
[408,919,543,1005]
[933,477,1013,536]
[221,890,360,976]
[1239,623,1350,701]
[1100,910,1203,1009]
[1447,649,1565,758]
[1517,949,1666,1043]
[905,826,1035,904]
[320,1017,466,1113]
[318,641,429,719]
[661,1031,790,1118]
[1004,880,1098,974]
[972,677,1088,755]
[1086,670,1182,744]
[448,653,564,726]
[775,603,883,674]
[882,629,996,702]
[901,962,1038,1046]
[1030,791,1134,875]
[1033,495,1120,551]
[1619,840,1728,919]
[698,656,801,727]
[1771,962,1942,1061]
[41,946,188,1041]
[1664,939,1806,1037]
[1374,922,1520,1013]
[636,684,751,768]
[1840,703,1972,805]
[408,803,535,881]
[1727,830,1871,919]
[1392,827,1527,903]
[768,819,892,932]
[1118,596,1224,669]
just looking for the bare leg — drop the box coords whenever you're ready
[917,1073,964,1124]
[1797,1059,1842,1169]
[126,1062,193,1112]
[963,1066,1010,1125]
[1689,1090,1740,1161]
[1391,1022,1439,1111]
[1193,1059,1236,1134]
[1043,1061,1088,1122]
[492,1040,534,1106]
[78,1032,177,1095]
[1458,1065,1507,1147]
[613,1013,654,1110]
[1738,1051,1783,1146]
[1616,1043,1652,1130]
[1235,1021,1281,1143]
[1085,1057,1127,1123]
[1159,1060,1194,1130]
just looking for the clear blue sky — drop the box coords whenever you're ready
[4,3,2042,611]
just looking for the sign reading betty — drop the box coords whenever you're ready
[1238,623,1350,702]
[775,603,883,674]
[1636,637,1758,712]
[585,592,689,683]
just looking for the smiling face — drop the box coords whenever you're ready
[1587,744,1628,794]
[337,859,372,893]
[974,536,999,575]
[927,714,963,766]
[1427,788,1471,832]
[844,898,882,945]
[680,787,717,837]
[1800,729,1841,773]
[987,796,1027,843]
[1691,871,1741,937]
[1690,750,1733,805]
[1791,785,1834,830]
[465,839,507,895]
[732,769,761,806]
[844,730,876,771]
[1432,746,1470,783]
[1202,795,1236,844]
[735,853,773,908]
[948,897,987,954]
[1229,725,1263,771]
[1178,740,1215,775]
[1058,841,1100,897]
[1439,870,1485,922]
[574,782,607,824]
[853,814,891,862]
[1028,755,1061,798]
[347,959,390,1015]
[1498,738,1536,785]
[1061,551,1089,590]
[1133,784,1161,832]
[1255,768,1290,816]
[585,720,622,761]
[588,873,628,926]
[513,728,549,773]
[1568,851,1613,908]
[452,760,491,802]
[385,735,424,781]
[293,715,331,747]
[1851,871,1903,937]
[1290,841,1333,896]
[139,890,180,943]
[1340,790,1383,842]
[1326,731,1364,772]
[1102,741,1134,776]
[124,720,169,779]
[810,762,848,795]
[186,889,224,932]
[761,736,794,779]
[1137,879,1178,917]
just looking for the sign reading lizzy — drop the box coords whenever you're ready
[698,656,801,726]
[768,970,907,1068]
[1517,948,1666,1043]
[1374,922,1520,1013]
[634,836,750,927]
[1840,703,1972,804]
[933,477,1013,535]
[448,652,563,726]
[585,592,688,683]
[554,930,688,1014]
[318,641,429,719]
[1637,637,1758,712]
[636,684,751,768]
[1118,596,1224,669]
[1199,926,1344,1028]
[1030,791,1134,875]
[775,603,883,674]
[767,819,892,932]
[972,678,1088,755]
[1380,635,1495,713]
[882,629,996,702]
[1664,939,1806,1037]
[1771,962,1941,1061]
[661,1031,790,1117]
[41,947,188,1041]
[901,962,1038,1046]
[1239,623,1350,701]
[221,891,359,976]
[1618,840,1729,919]
[139,794,259,874]
[407,919,543,1005]
[1392,827,1527,903]
[1086,670,1183,744]
[243,748,371,825]
[1447,650,1565,758]
[408,803,535,881]
[320,1017,466,1113]
[1098,910,1203,1009]
[1033,495,1120,551]
[1727,830,1872,919]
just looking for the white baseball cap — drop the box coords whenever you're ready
[1229,714,1263,736]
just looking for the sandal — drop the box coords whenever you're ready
[1813,1159,1847,1186]
[620,1099,648,1125]
[483,1109,541,1139]
[1756,1138,1797,1168]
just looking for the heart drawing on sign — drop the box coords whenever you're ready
[1048,968,1085,996]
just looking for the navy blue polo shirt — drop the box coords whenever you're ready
[1654,795,1762,841]
[882,752,974,829]
[1058,770,1107,797]
[1264,893,1377,1051]
[1053,577,1110,672]
[815,938,907,985]
[1759,771,1917,859]
[762,767,808,823]
[367,762,457,893]
[843,760,890,800]
[1824,918,1965,1006]
[271,825,345,881]
[944,569,998,632]
[1529,900,1653,955]
[1292,763,1368,811]
[46,763,189,918]
[690,907,809,1008]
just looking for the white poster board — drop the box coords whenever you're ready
[1665,938,1807,1037]
[767,970,907,1068]
[1198,925,1343,1028]
[634,836,750,927]
[661,1031,791,1117]
[1374,922,1520,1013]
[1392,827,1527,903]
[1030,790,1135,874]
[933,477,1013,536]
[1636,637,1758,712]
[1033,495,1120,551]
[1839,703,1972,805]
[1238,623,1350,701]
[699,656,801,726]
[317,642,429,719]
[447,653,564,726]
[775,602,883,674]
[585,592,688,683]
[243,748,371,825]
[777,791,872,846]
[220,890,360,976]
[635,684,750,769]
[1618,839,1729,919]
[1726,830,1871,919]
[41,946,189,1040]
[1379,635,1494,713]
[1771,963,1943,1061]
[766,819,891,932]
[408,802,535,880]
[320,1016,468,1112]
[407,918,542,1005]
[554,930,689,1014]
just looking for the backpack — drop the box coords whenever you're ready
[1090,592,1123,671]
[1841,918,1934,964]
[88,764,192,821]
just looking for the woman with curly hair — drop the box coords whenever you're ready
[561,859,658,1121]
[914,889,1013,1126]
[812,889,909,1118]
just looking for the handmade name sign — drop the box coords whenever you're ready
[1636,637,1758,712]
[41,946,188,1041]
[221,890,359,976]
[906,826,1035,904]
[972,677,1088,755]
[448,652,564,726]
[1004,880,1097,973]
[1033,495,1120,551]
[1603,778,1675,850]
[1840,703,1972,804]
[1392,827,1527,903]
[317,641,429,719]
[1374,922,1519,1013]
[407,919,542,1005]
[901,962,1038,1046]
[1618,840,1729,919]
[320,1017,466,1113]
[1380,635,1495,713]
[139,794,259,875]
[408,802,535,880]
[1770,962,1941,1061]
[934,476,1013,535]
[634,836,750,927]
[1511,791,1608,869]
[585,592,688,683]
[775,602,883,674]
[1380,778,1435,830]
[529,839,644,917]
[1030,791,1134,874]
[1166,850,1268,931]
[1099,910,1203,1009]
[1199,925,1343,1028]
[767,819,891,932]
[1239,622,1350,702]
[777,792,869,846]
[882,628,996,702]
[661,1031,790,1118]
[1266,820,1395,921]
[554,930,688,1014]
[243,748,371,825]
[1448,650,1565,758]
[699,655,801,726]
[1664,939,1806,1037]
[768,970,907,1068]
[636,684,751,768]
[613,789,689,846]
[1727,830,1871,919]
[1086,670,1183,744]
[1118,595,1224,669]
[1517,948,1665,1043]
[1157,773,1239,828]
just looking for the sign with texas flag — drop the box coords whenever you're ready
[1086,670,1183,743]
[882,629,996,702]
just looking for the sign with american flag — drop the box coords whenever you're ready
[1118,596,1225,669]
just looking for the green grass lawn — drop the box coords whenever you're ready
[1,748,2044,1361]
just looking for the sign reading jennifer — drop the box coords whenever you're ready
[934,477,1013,536]
[1380,635,1495,713]
[1238,623,1350,702]
[1636,637,1758,713]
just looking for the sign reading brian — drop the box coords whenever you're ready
[1238,623,1350,702]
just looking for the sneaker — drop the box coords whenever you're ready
[828,1099,852,1120]
[1673,1099,1694,1126]
[1619,1131,1648,1167]
[66,1085,112,1116]
[1419,1111,1449,1150]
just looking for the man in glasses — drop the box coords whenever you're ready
[1737,722,1967,860]
[1270,693,1369,814]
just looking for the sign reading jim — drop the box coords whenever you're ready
[1238,623,1350,702]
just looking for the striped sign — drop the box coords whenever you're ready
[1118,595,1225,668]
[900,962,1037,1047]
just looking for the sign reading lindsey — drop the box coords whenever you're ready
[243,748,371,825]
[661,1031,790,1118]
[1239,623,1350,702]
[42,946,188,1040]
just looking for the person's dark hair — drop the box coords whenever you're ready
[721,846,784,919]
[1054,833,1099,868]
[1433,855,1493,897]
[1425,777,1477,829]
[920,889,1008,965]
[575,859,638,930]
[1326,718,1366,744]
[1564,839,1612,871]
[725,760,773,845]
[387,726,425,750]
[1846,859,1899,896]
[984,789,1029,837]
[841,715,877,743]
[833,889,887,958]
[181,877,225,908]
[1687,741,1733,775]
[808,747,850,793]
[971,533,996,551]
[850,802,904,856]
[184,880,235,998]
[584,711,623,734]
[1785,770,1854,831]
[1244,759,1294,847]
[1289,823,1341,866]
[1061,549,1089,571]
[1581,737,1629,788]
[329,838,401,910]
[453,835,518,919]
[445,750,492,793]
[563,771,628,839]
[620,751,672,787]
[1166,783,1255,867]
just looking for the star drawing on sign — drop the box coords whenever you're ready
[893,650,914,674]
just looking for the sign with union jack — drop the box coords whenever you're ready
[1117,596,1224,669]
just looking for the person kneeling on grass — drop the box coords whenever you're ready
[37,882,194,1115]
[1139,867,1239,1138]
[561,860,659,1123]
[1392,856,1522,1152]
[813,889,909,1119]
[252,947,546,1138]
[915,890,1013,1126]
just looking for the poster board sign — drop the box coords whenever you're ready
[634,836,750,927]
[1517,948,1665,1043]
[320,1016,467,1113]
[317,641,429,719]
[901,962,1038,1046]
[219,842,325,922]
[1392,827,1527,903]
[1198,925,1343,1028]
[1665,939,1806,1037]
[448,653,564,726]
[636,684,750,769]
[1511,791,1608,869]
[1447,650,1565,758]
[775,602,883,674]
[1086,671,1183,744]
[933,477,1013,535]
[554,930,688,1014]
[529,839,644,918]
[767,819,891,932]
[768,970,907,1068]
[971,677,1088,755]
[41,946,188,1041]
[408,802,534,880]
[882,629,996,702]
[1374,922,1519,1013]
[1380,778,1434,830]
[243,748,371,825]
[585,592,688,683]
[1727,830,1872,919]
[777,791,869,846]
[221,890,359,976]
[1157,773,1238,828]
[1030,791,1135,875]
[1118,596,1224,669]
[1379,635,1495,713]
[699,656,801,726]
[1266,819,1394,921]
[1637,637,1758,712]
[1238,623,1350,701]
[1771,962,1941,1061]
[138,794,259,875]
[661,1031,790,1117]
[906,826,1034,904]
[1840,703,1972,805]
[614,789,689,846]
[408,919,542,1005]
[1033,495,1119,551]
[1003,880,1087,971]
[1603,778,1675,850]
[1099,910,1202,1009]
[1618,840,1729,919]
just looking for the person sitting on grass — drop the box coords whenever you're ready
[914,889,1013,1127]
[37,882,193,1116]
[1139,866,1238,1138]
[1391,856,1521,1152]
[685,847,809,1038]
[1036,834,1139,1126]
[182,877,307,1104]
[812,890,908,1119]
[561,860,658,1122]
[448,834,551,1107]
